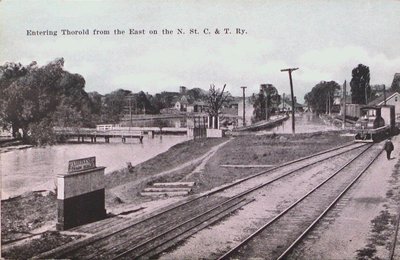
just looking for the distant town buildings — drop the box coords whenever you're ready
[117,85,306,129]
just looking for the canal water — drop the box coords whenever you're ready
[1,135,189,199]
[263,112,338,134]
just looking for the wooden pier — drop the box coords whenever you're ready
[54,128,144,143]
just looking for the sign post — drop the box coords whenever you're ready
[56,157,106,230]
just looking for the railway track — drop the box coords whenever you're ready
[35,142,367,259]
[217,143,381,260]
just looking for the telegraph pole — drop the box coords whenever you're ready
[281,67,299,134]
[241,86,247,126]
[383,85,387,106]
[129,96,133,127]
[342,80,347,129]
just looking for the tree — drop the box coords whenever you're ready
[88,91,103,115]
[304,92,313,112]
[205,84,231,129]
[252,90,266,123]
[102,89,132,123]
[0,58,93,144]
[390,73,400,92]
[350,64,371,104]
[153,91,177,111]
[136,91,156,114]
[261,84,280,120]
[304,81,341,114]
[186,88,207,101]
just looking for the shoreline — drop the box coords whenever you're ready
[1,135,190,199]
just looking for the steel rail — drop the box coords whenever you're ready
[111,198,254,260]
[35,141,362,259]
[96,144,366,259]
[277,144,381,259]
[91,197,247,260]
[217,143,374,260]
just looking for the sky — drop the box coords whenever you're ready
[1,0,400,102]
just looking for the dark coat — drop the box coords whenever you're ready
[384,140,394,152]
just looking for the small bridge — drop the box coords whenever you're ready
[54,127,144,143]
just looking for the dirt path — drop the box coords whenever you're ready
[181,139,232,180]
[110,139,231,191]
[107,139,232,208]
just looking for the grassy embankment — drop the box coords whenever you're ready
[1,138,227,244]
[1,132,353,258]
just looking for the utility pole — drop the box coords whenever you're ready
[342,80,347,129]
[129,96,133,127]
[281,67,299,134]
[282,93,285,111]
[326,95,328,114]
[241,86,247,126]
[328,91,331,115]
[383,85,387,106]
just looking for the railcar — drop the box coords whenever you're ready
[345,103,362,120]
[354,105,395,142]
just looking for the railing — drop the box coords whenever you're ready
[54,127,144,136]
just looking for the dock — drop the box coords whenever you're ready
[54,127,144,143]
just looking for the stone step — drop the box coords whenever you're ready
[220,164,274,168]
[140,191,190,197]
[152,182,195,187]
[143,187,192,192]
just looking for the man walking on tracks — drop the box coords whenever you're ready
[384,138,394,160]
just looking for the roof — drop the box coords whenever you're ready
[360,106,381,110]
[367,91,399,106]
[172,95,190,104]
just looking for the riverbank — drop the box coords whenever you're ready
[1,131,354,258]
[0,138,34,153]
[1,135,189,199]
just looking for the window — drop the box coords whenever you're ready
[396,97,398,102]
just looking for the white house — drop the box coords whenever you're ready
[368,91,400,120]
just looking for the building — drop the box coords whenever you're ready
[278,99,304,113]
[367,91,400,120]
[174,95,190,112]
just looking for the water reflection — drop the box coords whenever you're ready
[1,135,189,199]
[264,113,338,134]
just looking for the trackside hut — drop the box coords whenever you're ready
[367,91,400,122]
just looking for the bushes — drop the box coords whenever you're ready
[26,120,56,145]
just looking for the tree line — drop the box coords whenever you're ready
[0,58,219,144]
[0,58,93,144]
[304,64,399,114]
[0,57,296,144]
[2,59,398,144]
